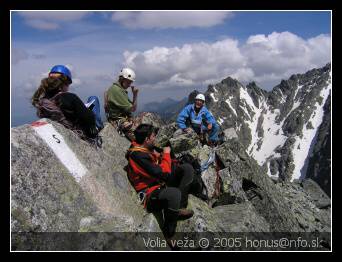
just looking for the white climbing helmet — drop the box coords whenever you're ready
[119,67,136,82]
[195,93,205,102]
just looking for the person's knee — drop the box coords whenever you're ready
[210,123,219,133]
[166,187,182,200]
[208,123,219,141]
[87,95,100,105]
[180,163,195,179]
[92,96,100,102]
[213,123,219,131]
[163,187,181,210]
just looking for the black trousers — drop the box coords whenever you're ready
[146,163,196,237]
[168,163,196,208]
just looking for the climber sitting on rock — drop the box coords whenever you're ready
[125,123,200,240]
[31,65,104,143]
[176,93,221,146]
[104,67,139,142]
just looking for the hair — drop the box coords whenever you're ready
[31,74,70,106]
[134,124,159,144]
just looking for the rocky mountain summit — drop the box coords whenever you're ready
[11,112,331,250]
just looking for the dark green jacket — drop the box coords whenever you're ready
[106,82,133,120]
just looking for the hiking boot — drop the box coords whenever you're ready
[178,208,194,220]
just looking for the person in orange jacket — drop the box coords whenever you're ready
[126,124,197,239]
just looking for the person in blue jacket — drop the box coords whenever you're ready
[177,93,220,145]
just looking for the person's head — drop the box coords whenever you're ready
[134,124,159,148]
[194,93,205,109]
[118,67,135,89]
[31,65,72,106]
[49,65,72,92]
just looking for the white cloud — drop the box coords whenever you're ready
[123,31,331,90]
[18,11,91,30]
[242,32,331,84]
[111,11,233,29]
[124,39,246,87]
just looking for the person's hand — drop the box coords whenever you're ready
[163,146,171,154]
[153,150,161,159]
[183,128,192,134]
[207,123,212,130]
[131,86,139,96]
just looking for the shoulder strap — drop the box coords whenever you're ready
[128,146,151,154]
[126,147,159,181]
[50,91,65,101]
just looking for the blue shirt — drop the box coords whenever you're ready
[176,104,217,130]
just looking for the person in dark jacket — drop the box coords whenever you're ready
[126,124,200,242]
[31,65,103,140]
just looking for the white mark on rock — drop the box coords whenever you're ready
[31,121,88,182]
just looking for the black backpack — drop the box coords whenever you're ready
[176,153,208,201]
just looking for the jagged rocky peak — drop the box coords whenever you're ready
[197,64,331,196]
[221,76,244,88]
[298,62,331,84]
[271,62,331,104]
[204,76,244,110]
[246,81,268,109]
[246,81,261,91]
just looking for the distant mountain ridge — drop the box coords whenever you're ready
[140,97,187,121]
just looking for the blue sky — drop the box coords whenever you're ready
[11,11,331,127]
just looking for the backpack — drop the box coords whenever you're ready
[35,93,98,145]
[176,153,209,201]
[36,92,74,129]
[177,153,201,174]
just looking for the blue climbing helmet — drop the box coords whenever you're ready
[49,65,72,83]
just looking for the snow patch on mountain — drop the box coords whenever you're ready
[291,82,331,180]
[210,92,218,102]
[225,97,237,116]
[239,86,288,164]
[292,85,303,111]
[252,108,287,165]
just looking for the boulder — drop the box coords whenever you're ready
[134,112,165,128]
[11,119,160,250]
